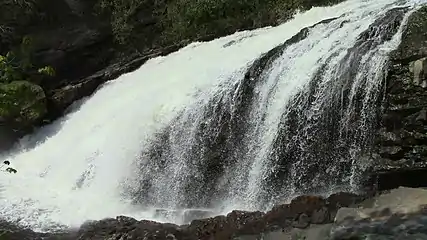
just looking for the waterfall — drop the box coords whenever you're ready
[0,0,425,232]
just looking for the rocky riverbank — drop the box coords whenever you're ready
[2,187,427,239]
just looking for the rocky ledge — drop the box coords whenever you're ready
[1,191,365,240]
[4,187,427,239]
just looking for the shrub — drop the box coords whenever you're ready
[0,36,55,84]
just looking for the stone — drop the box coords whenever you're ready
[292,213,310,229]
[409,57,427,88]
[327,192,364,209]
[391,6,427,61]
[331,188,427,239]
[311,207,329,224]
[288,195,327,216]
[183,209,215,224]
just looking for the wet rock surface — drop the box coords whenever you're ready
[372,5,427,190]
[330,187,427,240]
[45,44,185,120]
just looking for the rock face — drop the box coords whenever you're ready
[373,6,427,189]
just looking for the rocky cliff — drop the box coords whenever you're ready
[373,5,427,191]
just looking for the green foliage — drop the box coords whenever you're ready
[96,0,161,45]
[0,53,22,83]
[0,36,55,84]
[95,0,341,48]
[37,66,55,77]
[0,80,47,124]
[161,0,301,42]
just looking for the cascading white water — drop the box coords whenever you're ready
[0,0,425,232]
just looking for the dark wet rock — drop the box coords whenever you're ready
[75,217,185,240]
[0,192,366,239]
[0,220,42,240]
[331,210,427,240]
[391,6,427,62]
[292,213,310,229]
[7,188,427,239]
[151,208,216,224]
[375,168,427,191]
[45,40,190,120]
[233,189,427,239]
[0,220,70,240]
[311,207,330,224]
[296,196,328,213]
[330,187,427,239]
[373,5,427,189]
[70,192,363,239]
[182,210,216,224]
[327,192,365,209]
[0,122,19,152]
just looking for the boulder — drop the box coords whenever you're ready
[331,187,427,239]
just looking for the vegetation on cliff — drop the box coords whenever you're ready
[0,81,46,126]
[0,36,54,130]
[0,36,55,83]
[96,0,344,48]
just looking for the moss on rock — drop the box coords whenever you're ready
[0,80,47,127]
